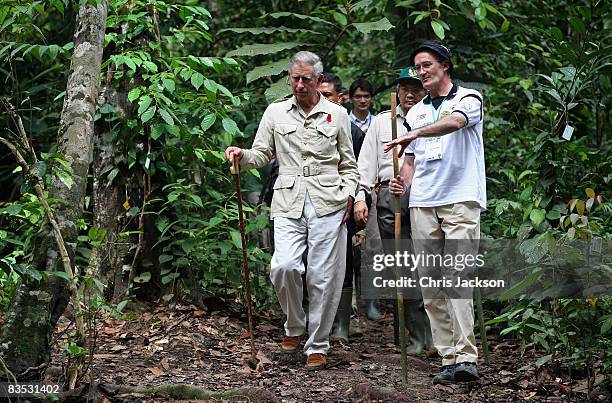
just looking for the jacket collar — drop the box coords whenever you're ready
[286,93,334,115]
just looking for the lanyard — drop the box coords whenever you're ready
[429,97,446,122]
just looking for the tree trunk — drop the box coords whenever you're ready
[88,84,129,302]
[0,1,109,379]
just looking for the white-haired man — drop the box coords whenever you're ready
[226,51,358,370]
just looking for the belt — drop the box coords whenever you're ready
[278,165,339,177]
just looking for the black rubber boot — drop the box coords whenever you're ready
[331,288,352,343]
[364,299,383,321]
[394,300,433,355]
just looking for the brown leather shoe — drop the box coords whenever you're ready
[305,353,327,370]
[281,336,301,353]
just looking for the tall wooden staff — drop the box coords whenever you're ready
[230,153,257,364]
[391,93,408,382]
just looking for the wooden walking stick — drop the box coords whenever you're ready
[229,153,257,365]
[391,92,408,382]
[475,285,490,364]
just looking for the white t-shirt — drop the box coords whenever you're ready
[406,84,487,210]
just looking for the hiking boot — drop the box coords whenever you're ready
[454,362,479,382]
[280,336,301,353]
[305,353,327,370]
[433,364,456,385]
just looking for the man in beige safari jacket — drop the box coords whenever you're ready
[225,51,358,370]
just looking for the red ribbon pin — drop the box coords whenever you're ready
[327,113,332,123]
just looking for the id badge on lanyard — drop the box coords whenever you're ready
[424,99,446,161]
[424,137,443,160]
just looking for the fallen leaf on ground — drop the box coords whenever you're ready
[256,324,277,332]
[146,367,164,377]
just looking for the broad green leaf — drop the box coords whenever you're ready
[500,267,543,301]
[47,271,71,281]
[141,106,156,123]
[431,20,445,40]
[544,89,563,105]
[475,6,487,20]
[194,149,225,163]
[550,27,563,41]
[159,109,174,126]
[204,79,218,94]
[150,124,164,140]
[265,76,292,103]
[226,42,304,57]
[191,72,205,90]
[190,194,203,208]
[569,17,586,34]
[124,57,136,71]
[332,11,347,26]
[412,11,429,25]
[200,113,216,131]
[138,95,152,115]
[247,169,261,179]
[546,210,561,220]
[230,230,242,249]
[134,271,151,283]
[265,12,333,26]
[142,61,158,72]
[246,58,290,84]
[159,255,173,264]
[529,208,546,225]
[500,19,510,32]
[161,272,180,285]
[116,300,128,312]
[352,17,394,34]
[162,79,175,93]
[601,317,612,334]
[57,171,73,189]
[222,117,239,135]
[395,0,420,7]
[219,26,322,35]
[128,88,141,102]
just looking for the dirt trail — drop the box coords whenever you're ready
[46,302,601,402]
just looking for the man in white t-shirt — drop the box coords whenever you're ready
[385,40,485,385]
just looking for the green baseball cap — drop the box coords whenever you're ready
[397,66,421,83]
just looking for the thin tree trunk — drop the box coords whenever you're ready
[0,1,109,379]
[88,84,127,300]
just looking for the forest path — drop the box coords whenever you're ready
[49,302,592,402]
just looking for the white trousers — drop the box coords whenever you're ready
[271,192,346,355]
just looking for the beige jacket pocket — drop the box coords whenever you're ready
[312,125,337,155]
[274,124,297,154]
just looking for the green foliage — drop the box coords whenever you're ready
[488,298,612,386]
[219,2,397,102]
[98,0,275,305]
[0,1,610,385]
